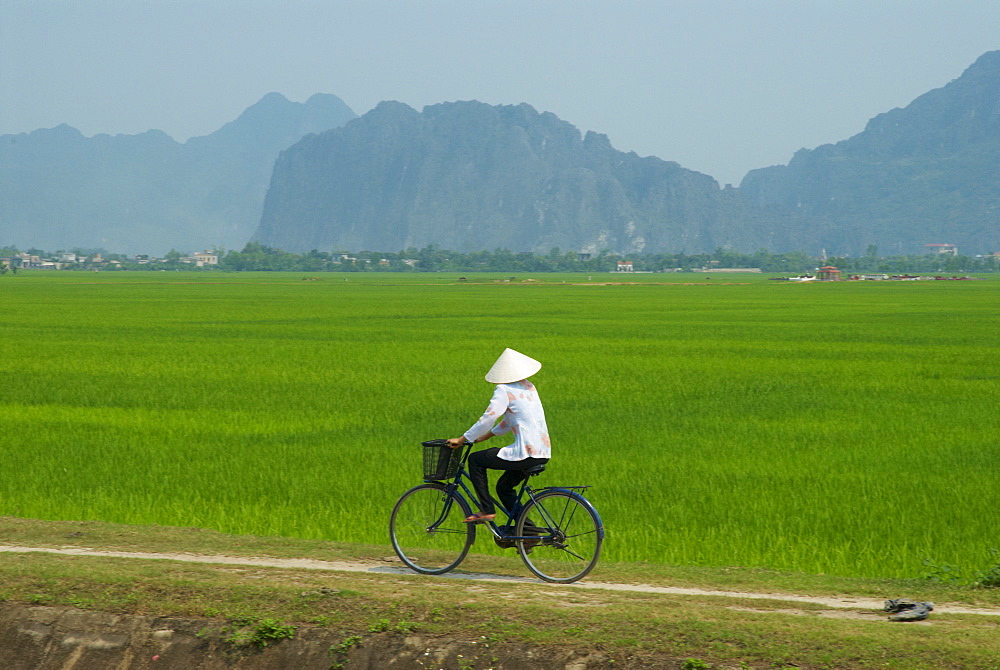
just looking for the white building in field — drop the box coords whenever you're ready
[192,250,219,266]
[925,243,958,256]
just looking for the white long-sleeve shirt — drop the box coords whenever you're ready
[462,380,551,461]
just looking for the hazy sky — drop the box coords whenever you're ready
[2,1,998,186]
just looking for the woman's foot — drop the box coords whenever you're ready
[463,513,496,524]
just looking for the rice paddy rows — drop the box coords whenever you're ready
[1,272,997,578]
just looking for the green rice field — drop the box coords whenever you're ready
[1,271,997,579]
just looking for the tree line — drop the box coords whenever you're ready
[3,242,996,274]
[189,243,1000,273]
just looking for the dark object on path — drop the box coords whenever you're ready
[884,598,934,621]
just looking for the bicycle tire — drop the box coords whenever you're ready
[515,489,603,583]
[390,483,475,575]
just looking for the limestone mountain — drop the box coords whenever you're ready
[10,50,1000,259]
[0,93,356,254]
[740,51,1000,256]
[255,100,806,255]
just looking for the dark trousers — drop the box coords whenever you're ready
[468,447,549,516]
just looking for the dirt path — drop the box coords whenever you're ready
[4,544,999,618]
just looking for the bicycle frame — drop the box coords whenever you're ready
[433,443,572,544]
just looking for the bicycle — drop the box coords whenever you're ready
[389,439,604,583]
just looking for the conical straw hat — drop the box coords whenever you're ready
[485,348,542,384]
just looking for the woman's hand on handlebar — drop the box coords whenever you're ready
[448,434,492,449]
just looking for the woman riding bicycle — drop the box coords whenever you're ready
[447,348,551,524]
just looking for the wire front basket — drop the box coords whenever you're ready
[422,439,461,481]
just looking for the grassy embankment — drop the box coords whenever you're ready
[2,516,1000,669]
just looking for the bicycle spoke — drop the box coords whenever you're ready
[555,546,588,561]
[426,528,467,535]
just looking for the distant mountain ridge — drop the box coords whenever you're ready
[256,100,806,255]
[0,93,356,254]
[4,51,1000,257]
[257,51,1000,257]
[740,50,1000,256]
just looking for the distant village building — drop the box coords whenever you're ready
[925,243,958,256]
[192,250,219,266]
[616,261,634,272]
[817,266,841,281]
[15,253,39,268]
[9,252,62,269]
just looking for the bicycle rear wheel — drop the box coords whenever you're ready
[515,490,603,583]
[390,483,475,574]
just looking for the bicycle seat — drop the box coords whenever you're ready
[524,464,546,477]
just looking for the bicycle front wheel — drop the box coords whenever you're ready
[516,490,603,583]
[390,483,475,575]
